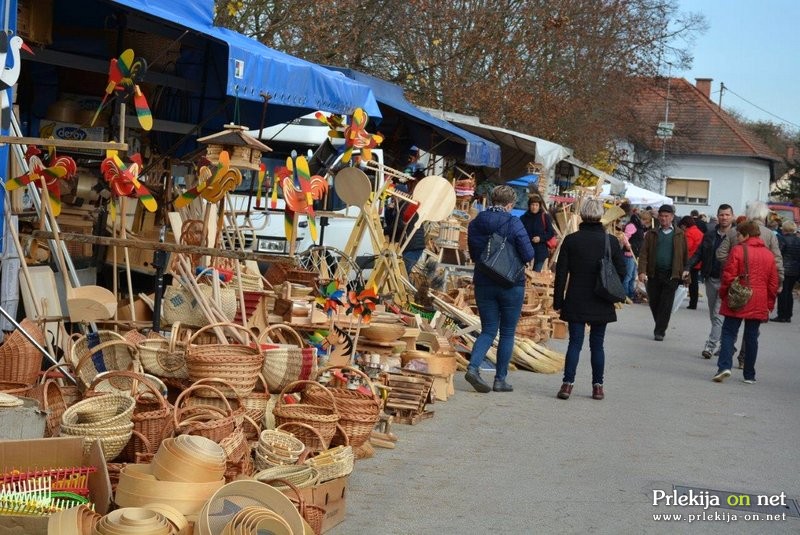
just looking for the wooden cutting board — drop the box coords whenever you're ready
[334,167,372,208]
[412,175,456,222]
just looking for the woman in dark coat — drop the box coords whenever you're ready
[519,195,555,272]
[773,220,799,322]
[714,220,779,384]
[553,198,626,400]
[465,185,536,393]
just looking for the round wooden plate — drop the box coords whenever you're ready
[334,167,371,208]
[412,175,456,222]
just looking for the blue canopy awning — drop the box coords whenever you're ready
[329,68,500,168]
[108,0,381,119]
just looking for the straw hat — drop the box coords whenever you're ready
[600,205,626,226]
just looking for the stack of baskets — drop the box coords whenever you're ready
[272,381,339,453]
[303,366,381,450]
[254,428,305,471]
[184,323,263,398]
[60,393,135,459]
[253,465,320,490]
[304,445,354,483]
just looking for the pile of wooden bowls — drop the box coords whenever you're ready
[115,436,226,516]
[94,507,175,535]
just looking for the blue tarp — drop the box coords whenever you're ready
[329,68,501,168]
[108,0,382,119]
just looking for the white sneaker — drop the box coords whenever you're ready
[712,369,731,382]
[742,379,756,384]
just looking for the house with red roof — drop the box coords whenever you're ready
[619,77,781,216]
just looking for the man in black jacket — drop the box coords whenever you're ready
[685,204,735,358]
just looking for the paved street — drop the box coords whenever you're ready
[330,293,800,534]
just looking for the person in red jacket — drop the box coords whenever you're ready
[679,216,704,309]
[713,220,779,384]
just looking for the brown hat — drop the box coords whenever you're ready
[658,204,675,214]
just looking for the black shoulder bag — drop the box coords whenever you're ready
[477,217,525,287]
[595,233,626,303]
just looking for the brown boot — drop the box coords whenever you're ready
[592,383,604,400]
[557,383,573,400]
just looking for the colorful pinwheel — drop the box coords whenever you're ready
[100,150,157,220]
[346,285,380,324]
[342,108,383,164]
[92,48,152,130]
[314,111,346,139]
[6,145,77,217]
[315,280,345,317]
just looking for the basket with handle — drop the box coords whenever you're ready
[0,318,45,385]
[185,322,264,398]
[70,331,139,389]
[88,371,174,462]
[304,440,355,483]
[0,381,32,397]
[173,383,238,443]
[275,421,330,455]
[263,477,326,535]
[181,377,246,426]
[305,365,381,448]
[241,374,270,440]
[273,380,339,445]
[137,322,190,379]
[61,393,136,429]
[27,363,75,436]
[258,324,318,394]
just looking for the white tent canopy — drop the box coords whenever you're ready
[601,181,673,206]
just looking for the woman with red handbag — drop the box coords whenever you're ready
[520,195,556,271]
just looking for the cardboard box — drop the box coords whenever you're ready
[0,437,112,534]
[39,120,105,155]
[282,476,348,533]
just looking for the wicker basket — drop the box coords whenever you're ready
[304,366,380,448]
[242,374,270,440]
[182,377,246,426]
[61,393,136,428]
[259,325,318,395]
[0,381,32,397]
[173,383,238,443]
[273,381,339,444]
[0,318,45,385]
[89,371,174,463]
[304,443,354,483]
[185,323,264,397]
[137,322,189,379]
[267,478,326,535]
[27,363,75,437]
[70,331,139,388]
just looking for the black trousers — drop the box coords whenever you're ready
[647,270,679,337]
[688,267,700,308]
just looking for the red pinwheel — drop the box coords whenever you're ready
[6,145,77,217]
[100,150,157,218]
[91,48,152,131]
[346,286,380,324]
[342,108,383,164]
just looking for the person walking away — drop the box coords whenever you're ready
[713,221,779,383]
[716,201,784,367]
[637,204,688,341]
[465,185,535,393]
[615,220,636,301]
[553,198,626,400]
[686,204,735,358]
[520,195,555,272]
[772,220,800,322]
[623,208,647,298]
[679,216,704,309]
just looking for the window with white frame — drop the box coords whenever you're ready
[666,178,709,205]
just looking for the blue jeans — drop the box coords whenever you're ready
[469,284,525,380]
[532,257,547,272]
[563,322,607,384]
[622,256,637,298]
[717,316,760,380]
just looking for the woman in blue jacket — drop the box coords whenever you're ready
[466,186,536,393]
[520,195,555,271]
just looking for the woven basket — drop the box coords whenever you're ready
[89,371,174,462]
[0,381,32,397]
[70,331,138,388]
[182,377,246,426]
[60,420,135,460]
[27,363,75,437]
[266,478,325,535]
[304,443,354,483]
[61,393,136,428]
[107,429,153,492]
[0,318,45,385]
[257,467,320,490]
[185,322,264,397]
[259,325,317,394]
[173,383,237,443]
[137,322,189,379]
[275,420,329,455]
[219,426,249,463]
[273,381,339,446]
[242,374,270,440]
[305,366,381,448]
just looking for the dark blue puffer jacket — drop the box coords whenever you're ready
[468,208,536,287]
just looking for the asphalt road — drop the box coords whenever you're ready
[329,292,800,534]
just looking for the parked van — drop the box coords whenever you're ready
[226,114,387,260]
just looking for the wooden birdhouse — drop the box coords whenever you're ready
[197,124,272,170]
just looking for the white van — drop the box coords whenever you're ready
[226,114,387,264]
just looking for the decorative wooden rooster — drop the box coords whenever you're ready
[0,31,32,131]
[174,150,242,208]
[342,108,383,164]
[6,145,77,217]
[281,152,328,243]
[91,49,152,131]
[100,150,157,220]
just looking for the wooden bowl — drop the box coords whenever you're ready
[361,324,406,343]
